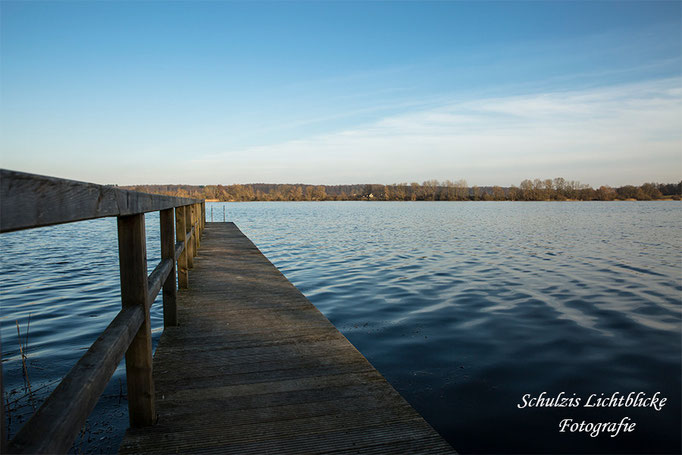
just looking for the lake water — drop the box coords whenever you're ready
[1,202,680,454]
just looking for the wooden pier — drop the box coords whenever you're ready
[1,170,455,454]
[119,222,455,454]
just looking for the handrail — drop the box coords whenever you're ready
[175,241,185,261]
[7,306,144,453]
[147,258,174,308]
[0,169,208,454]
[0,169,199,233]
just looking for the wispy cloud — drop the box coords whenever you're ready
[187,78,681,186]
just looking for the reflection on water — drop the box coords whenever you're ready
[1,202,681,453]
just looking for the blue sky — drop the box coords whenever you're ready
[1,1,680,186]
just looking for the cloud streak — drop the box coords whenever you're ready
[189,78,681,186]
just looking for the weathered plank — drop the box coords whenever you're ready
[0,169,200,233]
[120,223,455,454]
[7,306,143,454]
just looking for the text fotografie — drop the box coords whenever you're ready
[516,392,667,438]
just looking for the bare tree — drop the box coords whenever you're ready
[454,179,468,200]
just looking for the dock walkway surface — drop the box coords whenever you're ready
[120,222,456,454]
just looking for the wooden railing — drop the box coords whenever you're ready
[0,169,206,454]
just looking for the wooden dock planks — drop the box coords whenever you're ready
[119,222,456,454]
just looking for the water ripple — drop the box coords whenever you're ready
[233,201,681,454]
[1,202,680,454]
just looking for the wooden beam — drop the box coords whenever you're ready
[201,201,205,234]
[174,241,184,262]
[185,205,194,269]
[160,209,177,327]
[193,204,200,253]
[192,204,201,251]
[175,207,188,289]
[0,169,200,233]
[146,258,173,307]
[197,204,201,245]
[117,214,155,428]
[7,306,143,454]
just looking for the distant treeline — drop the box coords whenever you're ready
[124,178,682,202]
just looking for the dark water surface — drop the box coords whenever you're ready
[1,202,681,454]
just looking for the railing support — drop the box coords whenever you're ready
[201,201,205,232]
[160,209,177,327]
[175,206,188,289]
[194,203,200,253]
[191,204,197,251]
[185,205,194,268]
[1,169,206,452]
[117,214,156,428]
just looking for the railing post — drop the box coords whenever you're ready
[175,206,188,289]
[194,203,200,253]
[200,201,204,240]
[117,213,156,428]
[185,205,194,268]
[160,209,177,327]
[193,204,199,250]
[201,201,205,233]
